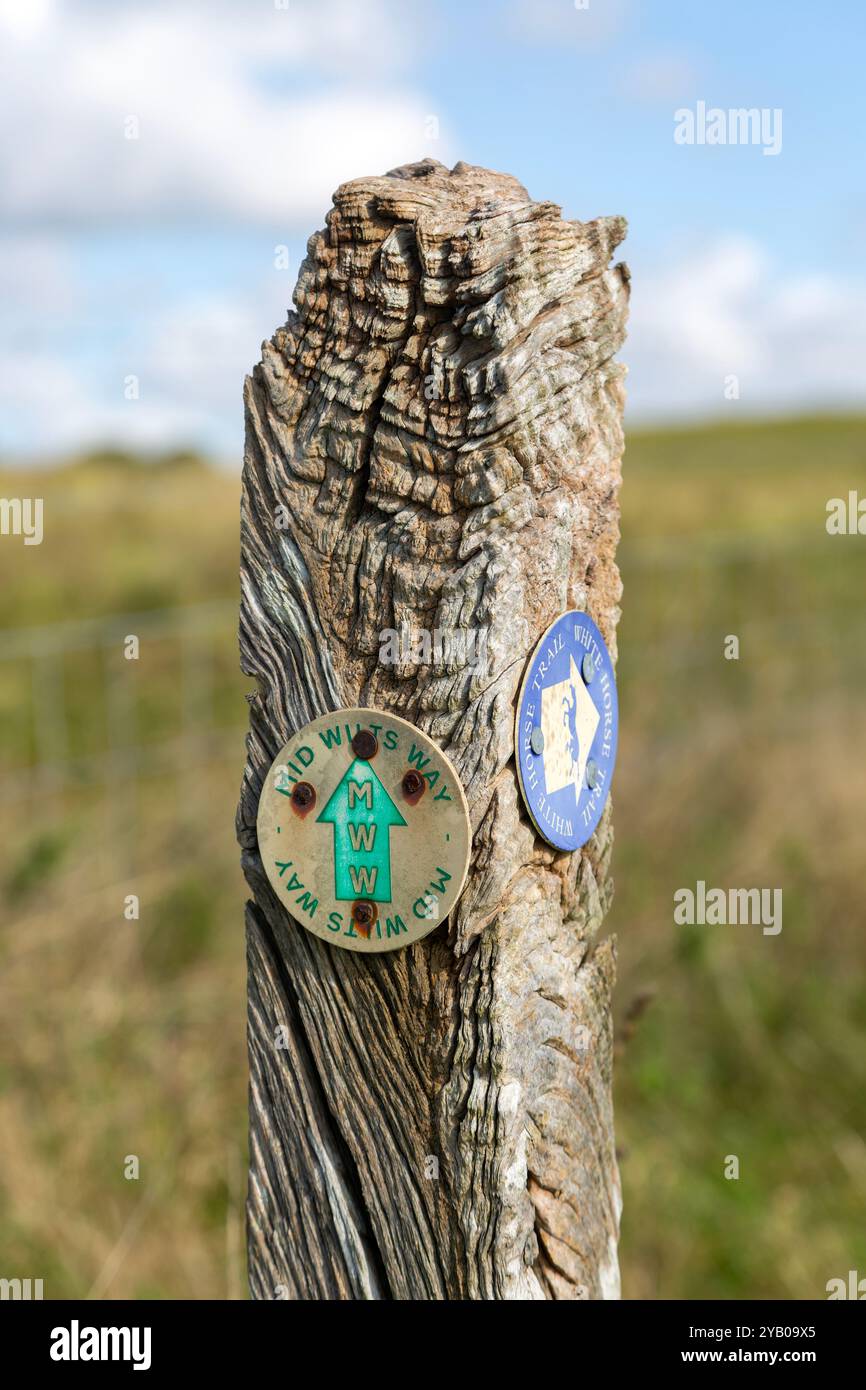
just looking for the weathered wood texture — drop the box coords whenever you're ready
[238,159,629,1300]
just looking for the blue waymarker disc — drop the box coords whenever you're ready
[514,610,618,852]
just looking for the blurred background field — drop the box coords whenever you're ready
[1,415,865,1299]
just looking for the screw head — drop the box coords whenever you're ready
[582,653,595,684]
[586,759,599,789]
[351,729,378,760]
[291,781,315,809]
[530,726,545,756]
[352,900,376,931]
[402,769,424,797]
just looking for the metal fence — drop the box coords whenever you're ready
[1,526,860,820]
[0,600,243,808]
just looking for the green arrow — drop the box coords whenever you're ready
[316,758,407,902]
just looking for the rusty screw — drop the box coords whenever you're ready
[351,729,378,760]
[291,781,315,809]
[353,900,376,928]
[402,769,424,798]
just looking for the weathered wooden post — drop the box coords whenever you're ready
[237,159,629,1300]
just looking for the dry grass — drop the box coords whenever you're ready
[1,417,864,1299]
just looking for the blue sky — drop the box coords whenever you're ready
[1,0,863,461]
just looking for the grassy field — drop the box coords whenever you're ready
[615,416,866,1298]
[1,417,864,1299]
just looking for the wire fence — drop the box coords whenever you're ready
[0,600,242,808]
[1,575,860,808]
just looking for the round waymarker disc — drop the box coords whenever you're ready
[256,707,472,953]
[515,611,619,852]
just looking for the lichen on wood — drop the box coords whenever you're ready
[238,158,629,1300]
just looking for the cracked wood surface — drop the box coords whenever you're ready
[237,159,629,1300]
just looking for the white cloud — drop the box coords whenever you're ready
[507,0,629,48]
[0,222,290,458]
[627,237,866,420]
[0,1,455,457]
[0,234,81,315]
[0,283,282,459]
[4,233,865,459]
[0,0,56,42]
[0,0,447,228]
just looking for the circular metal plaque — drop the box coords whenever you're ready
[257,707,472,953]
[515,611,619,852]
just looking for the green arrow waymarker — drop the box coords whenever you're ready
[257,708,471,954]
[316,757,407,902]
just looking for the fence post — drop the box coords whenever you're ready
[237,159,629,1300]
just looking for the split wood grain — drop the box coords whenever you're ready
[238,159,629,1300]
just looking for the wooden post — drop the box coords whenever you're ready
[237,159,629,1300]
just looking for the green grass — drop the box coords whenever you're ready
[614,413,866,1299]
[0,416,864,1299]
